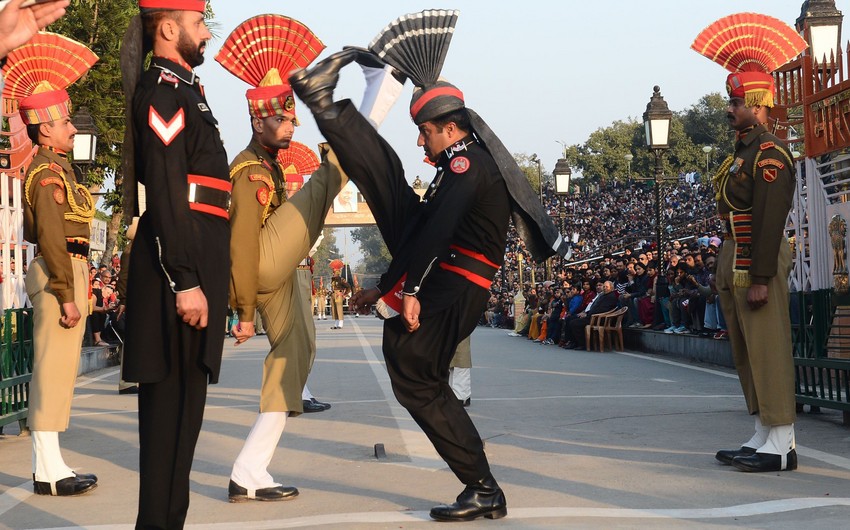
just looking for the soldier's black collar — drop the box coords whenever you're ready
[441,136,476,161]
[150,56,197,86]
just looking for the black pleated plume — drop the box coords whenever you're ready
[368,9,460,87]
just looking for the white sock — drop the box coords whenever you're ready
[449,368,471,401]
[337,320,344,328]
[302,386,314,401]
[757,424,795,455]
[742,416,770,449]
[359,64,404,129]
[32,431,74,484]
[231,412,288,490]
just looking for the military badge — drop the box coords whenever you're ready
[760,141,776,151]
[53,188,65,204]
[149,107,185,146]
[763,168,778,182]
[40,177,64,189]
[284,96,295,112]
[257,187,269,206]
[158,70,180,88]
[758,158,785,170]
[450,156,470,174]
[730,158,745,174]
[49,162,63,174]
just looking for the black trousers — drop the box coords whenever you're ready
[136,326,208,530]
[317,101,493,486]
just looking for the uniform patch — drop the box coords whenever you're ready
[760,141,776,151]
[198,103,210,113]
[757,158,785,169]
[49,162,63,174]
[53,188,65,204]
[731,158,745,174]
[248,173,274,190]
[148,107,185,146]
[159,70,180,87]
[256,187,269,206]
[763,168,778,182]
[39,177,64,189]
[450,156,471,174]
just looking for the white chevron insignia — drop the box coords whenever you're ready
[148,107,185,146]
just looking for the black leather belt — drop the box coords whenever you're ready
[66,238,89,258]
[189,184,230,210]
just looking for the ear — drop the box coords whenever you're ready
[251,117,263,135]
[38,122,52,139]
[160,16,179,42]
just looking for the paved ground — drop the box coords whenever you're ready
[1,316,850,529]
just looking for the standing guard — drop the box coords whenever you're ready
[692,13,807,472]
[120,1,231,527]
[3,32,99,497]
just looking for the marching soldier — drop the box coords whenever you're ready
[215,14,346,502]
[289,11,568,519]
[121,1,231,527]
[4,32,99,497]
[692,13,807,472]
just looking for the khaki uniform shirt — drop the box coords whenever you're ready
[716,125,796,285]
[23,147,94,303]
[228,139,287,322]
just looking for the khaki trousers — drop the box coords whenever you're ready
[25,257,88,432]
[716,240,796,425]
[256,158,345,414]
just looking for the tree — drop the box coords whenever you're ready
[351,226,390,276]
[311,228,340,282]
[513,152,547,192]
[49,0,137,265]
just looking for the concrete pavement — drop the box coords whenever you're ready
[1,316,849,529]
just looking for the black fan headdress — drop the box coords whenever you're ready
[366,9,569,262]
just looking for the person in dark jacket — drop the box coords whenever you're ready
[564,281,618,349]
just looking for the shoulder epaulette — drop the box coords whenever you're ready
[24,163,61,207]
[229,160,263,180]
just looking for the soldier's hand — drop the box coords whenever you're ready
[0,0,69,58]
[350,287,380,315]
[59,301,81,328]
[232,321,255,345]
[402,294,421,333]
[747,284,769,310]
[176,287,208,329]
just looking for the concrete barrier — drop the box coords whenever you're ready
[624,328,734,368]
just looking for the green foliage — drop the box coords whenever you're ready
[351,226,390,275]
[513,153,547,193]
[312,228,340,281]
[563,92,736,183]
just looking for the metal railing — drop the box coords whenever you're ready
[0,308,33,431]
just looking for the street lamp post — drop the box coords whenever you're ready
[624,153,634,180]
[553,158,572,267]
[796,0,843,64]
[530,153,544,205]
[702,145,712,176]
[642,86,673,259]
[71,106,98,165]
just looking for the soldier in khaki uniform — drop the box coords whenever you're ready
[216,15,346,502]
[4,32,99,496]
[692,13,807,473]
[329,261,349,329]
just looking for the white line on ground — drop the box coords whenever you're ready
[615,350,739,379]
[350,320,444,471]
[33,497,850,529]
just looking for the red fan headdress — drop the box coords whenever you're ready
[691,13,807,108]
[329,259,345,272]
[2,32,98,125]
[216,14,324,122]
[277,140,319,194]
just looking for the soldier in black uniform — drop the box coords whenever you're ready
[290,45,566,522]
[121,2,231,528]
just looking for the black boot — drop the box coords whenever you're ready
[715,446,756,465]
[289,49,360,117]
[429,476,507,522]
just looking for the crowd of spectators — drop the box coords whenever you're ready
[483,176,729,346]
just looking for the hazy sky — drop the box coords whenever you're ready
[201,0,826,177]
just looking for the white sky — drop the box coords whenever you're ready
[196,0,833,265]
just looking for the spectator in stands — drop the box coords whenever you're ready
[564,281,618,350]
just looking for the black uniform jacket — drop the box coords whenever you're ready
[124,57,231,384]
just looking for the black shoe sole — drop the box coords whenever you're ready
[430,506,507,522]
[33,482,97,496]
[228,491,299,503]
